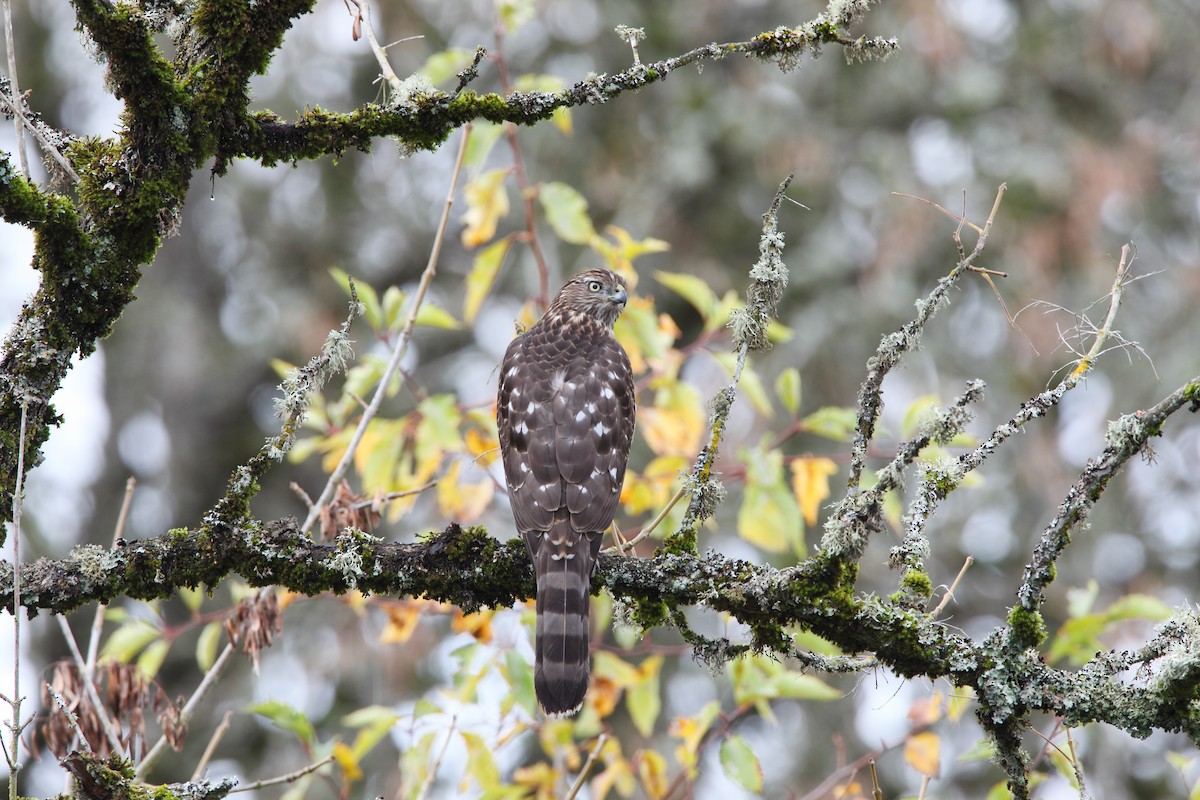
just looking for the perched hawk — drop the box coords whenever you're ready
[497,269,636,717]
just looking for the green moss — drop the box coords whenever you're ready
[1007,606,1047,649]
[901,570,933,598]
[632,598,669,629]
[659,526,698,557]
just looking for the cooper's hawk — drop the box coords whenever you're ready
[497,268,636,717]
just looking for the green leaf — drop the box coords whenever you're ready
[737,445,803,554]
[179,585,204,613]
[802,406,859,442]
[766,671,841,701]
[592,650,640,685]
[196,622,223,672]
[342,705,400,760]
[502,649,537,716]
[655,271,717,322]
[538,181,596,245]
[382,286,406,333]
[414,303,461,330]
[137,639,170,679]
[713,352,773,418]
[420,48,476,86]
[417,395,463,451]
[1048,588,1173,665]
[627,656,663,737]
[331,268,381,332]
[463,122,507,171]
[464,238,511,325]
[775,367,802,416]
[246,700,317,747]
[100,619,161,663]
[462,731,502,790]
[720,735,763,793]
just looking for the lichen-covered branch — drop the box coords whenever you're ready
[824,185,1007,561]
[1015,375,1200,631]
[0,1,890,533]
[231,20,895,168]
[665,176,793,555]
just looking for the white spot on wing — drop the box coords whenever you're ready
[592,422,608,436]
[609,467,618,481]
[585,402,598,414]
[574,410,587,422]
[515,421,528,435]
[550,370,566,392]
[600,386,615,400]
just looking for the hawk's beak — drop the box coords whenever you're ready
[612,286,628,307]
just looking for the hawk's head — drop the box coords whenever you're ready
[549,269,629,329]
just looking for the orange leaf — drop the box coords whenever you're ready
[907,692,945,727]
[452,609,494,643]
[437,460,495,523]
[380,601,426,644]
[461,169,510,249]
[790,456,838,526]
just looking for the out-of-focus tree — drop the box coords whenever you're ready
[2,1,1200,799]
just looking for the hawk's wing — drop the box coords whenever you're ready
[497,332,635,535]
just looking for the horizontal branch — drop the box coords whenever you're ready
[230,22,895,167]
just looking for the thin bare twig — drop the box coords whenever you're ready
[608,486,685,554]
[2,0,27,179]
[930,556,974,618]
[192,710,234,781]
[4,403,28,799]
[493,20,551,307]
[347,0,403,98]
[415,716,457,800]
[136,642,237,780]
[54,616,127,758]
[44,685,90,751]
[302,125,472,535]
[86,478,136,682]
[564,733,608,800]
[229,754,336,794]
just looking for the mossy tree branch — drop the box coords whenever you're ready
[0,2,892,531]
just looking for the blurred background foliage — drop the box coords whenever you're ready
[3,0,1200,797]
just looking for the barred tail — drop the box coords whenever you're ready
[530,524,600,717]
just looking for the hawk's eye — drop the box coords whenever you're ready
[587,280,603,293]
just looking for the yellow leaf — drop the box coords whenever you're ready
[639,380,704,457]
[437,461,495,523]
[636,750,670,800]
[614,297,680,375]
[332,741,363,782]
[948,687,975,722]
[738,446,803,554]
[620,455,687,515]
[464,238,511,324]
[461,168,510,249]
[904,731,941,777]
[628,655,663,737]
[790,457,838,526]
[341,590,368,615]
